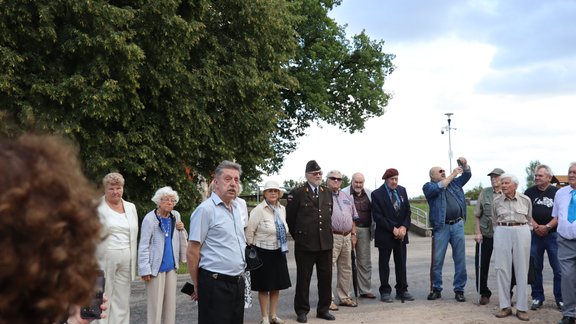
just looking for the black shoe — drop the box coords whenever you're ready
[427,290,441,300]
[296,314,307,323]
[395,291,415,301]
[531,299,543,310]
[559,316,576,324]
[380,293,393,303]
[557,301,565,310]
[316,312,335,321]
[455,292,466,302]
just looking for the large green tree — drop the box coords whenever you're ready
[1,0,394,213]
[525,160,541,188]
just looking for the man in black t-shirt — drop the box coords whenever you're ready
[524,164,562,310]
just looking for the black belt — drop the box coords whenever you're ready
[355,223,371,228]
[333,230,351,236]
[200,268,242,284]
[497,222,527,227]
[445,217,462,225]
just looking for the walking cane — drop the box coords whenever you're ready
[477,240,482,305]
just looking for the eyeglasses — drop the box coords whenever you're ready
[328,177,343,182]
[161,198,177,203]
[308,171,323,176]
[439,170,445,174]
[266,189,280,193]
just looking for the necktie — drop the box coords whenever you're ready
[391,190,399,212]
[568,190,576,223]
[314,187,318,197]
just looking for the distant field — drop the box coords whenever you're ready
[410,202,476,235]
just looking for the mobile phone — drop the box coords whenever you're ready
[457,159,464,167]
[181,282,195,295]
[80,270,105,319]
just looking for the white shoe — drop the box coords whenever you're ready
[260,319,270,324]
[270,316,285,324]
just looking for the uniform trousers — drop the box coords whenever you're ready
[354,227,373,295]
[145,270,176,324]
[294,249,332,316]
[198,268,245,324]
[558,235,576,318]
[494,225,530,311]
[332,233,353,301]
[96,248,131,324]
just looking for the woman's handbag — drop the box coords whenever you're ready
[245,245,263,271]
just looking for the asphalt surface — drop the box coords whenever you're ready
[130,235,559,323]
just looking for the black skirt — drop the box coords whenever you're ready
[250,246,291,292]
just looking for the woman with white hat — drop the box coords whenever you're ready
[245,180,292,324]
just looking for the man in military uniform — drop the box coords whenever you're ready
[286,160,335,323]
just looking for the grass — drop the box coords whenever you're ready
[411,202,476,235]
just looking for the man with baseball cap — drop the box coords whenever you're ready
[474,167,505,305]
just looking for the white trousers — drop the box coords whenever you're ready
[494,225,531,311]
[146,270,177,324]
[96,248,131,324]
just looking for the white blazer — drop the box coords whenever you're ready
[96,197,139,280]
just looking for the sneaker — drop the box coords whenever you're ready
[380,293,393,303]
[557,301,565,310]
[531,299,543,310]
[455,292,466,302]
[260,319,270,324]
[427,290,442,300]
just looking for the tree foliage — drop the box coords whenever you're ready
[525,160,541,188]
[0,0,394,213]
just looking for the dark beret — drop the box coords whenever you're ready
[382,168,399,179]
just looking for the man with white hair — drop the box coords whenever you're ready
[492,174,533,321]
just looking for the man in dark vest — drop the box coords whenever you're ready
[474,167,504,305]
[286,160,335,323]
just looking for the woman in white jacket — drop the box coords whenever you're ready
[138,186,187,324]
[97,172,139,324]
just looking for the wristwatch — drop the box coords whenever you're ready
[545,224,551,230]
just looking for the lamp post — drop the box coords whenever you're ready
[441,113,456,170]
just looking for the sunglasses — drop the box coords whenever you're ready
[328,177,342,182]
[308,171,323,176]
[439,170,445,174]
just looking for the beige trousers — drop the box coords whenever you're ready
[332,233,353,301]
[146,270,177,324]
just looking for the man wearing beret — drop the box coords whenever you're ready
[372,168,414,303]
[474,167,505,305]
[423,157,471,303]
[286,160,335,323]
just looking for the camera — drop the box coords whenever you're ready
[80,270,105,319]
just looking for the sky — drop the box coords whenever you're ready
[263,0,576,197]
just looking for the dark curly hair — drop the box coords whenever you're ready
[0,135,102,323]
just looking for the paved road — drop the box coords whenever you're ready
[130,235,559,323]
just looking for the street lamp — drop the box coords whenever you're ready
[441,113,456,170]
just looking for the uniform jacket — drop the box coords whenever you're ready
[371,184,411,247]
[286,184,333,251]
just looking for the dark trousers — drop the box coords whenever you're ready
[198,268,245,324]
[475,236,494,298]
[294,249,332,316]
[378,242,408,295]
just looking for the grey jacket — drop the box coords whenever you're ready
[138,209,187,277]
